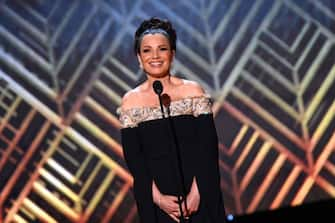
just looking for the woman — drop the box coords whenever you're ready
[118,17,226,223]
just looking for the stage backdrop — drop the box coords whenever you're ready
[0,0,335,222]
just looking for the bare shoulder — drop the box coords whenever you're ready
[179,79,206,97]
[120,87,143,110]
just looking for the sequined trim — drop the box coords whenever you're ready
[117,95,212,128]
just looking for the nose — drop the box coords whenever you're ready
[152,49,159,58]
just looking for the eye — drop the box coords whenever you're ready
[142,48,150,53]
[160,47,168,51]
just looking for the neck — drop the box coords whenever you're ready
[146,74,172,93]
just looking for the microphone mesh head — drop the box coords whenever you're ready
[153,80,163,95]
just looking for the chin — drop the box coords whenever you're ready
[146,72,170,78]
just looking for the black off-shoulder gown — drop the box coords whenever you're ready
[120,99,226,223]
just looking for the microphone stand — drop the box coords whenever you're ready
[163,94,190,223]
[153,81,189,223]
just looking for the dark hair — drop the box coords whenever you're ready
[134,17,177,54]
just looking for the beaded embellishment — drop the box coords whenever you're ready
[117,95,212,128]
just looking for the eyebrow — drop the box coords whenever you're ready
[141,44,169,48]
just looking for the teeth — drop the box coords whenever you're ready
[150,61,162,64]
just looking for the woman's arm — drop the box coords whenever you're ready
[194,113,227,222]
[152,181,181,222]
[121,128,156,223]
[184,177,200,216]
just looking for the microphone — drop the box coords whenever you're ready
[152,80,165,118]
[153,80,163,95]
[161,93,171,107]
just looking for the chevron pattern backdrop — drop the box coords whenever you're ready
[0,0,335,222]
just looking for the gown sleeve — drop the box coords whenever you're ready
[121,127,156,223]
[193,98,227,222]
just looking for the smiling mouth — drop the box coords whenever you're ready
[149,62,163,67]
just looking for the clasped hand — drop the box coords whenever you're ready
[159,190,200,222]
[153,177,200,222]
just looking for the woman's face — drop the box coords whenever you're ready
[137,33,174,79]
